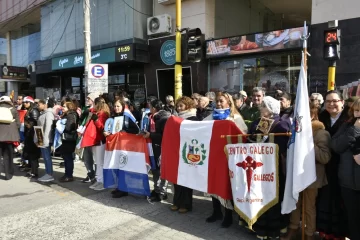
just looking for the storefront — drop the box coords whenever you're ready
[0,65,32,97]
[206,26,306,98]
[35,40,149,105]
[144,35,207,101]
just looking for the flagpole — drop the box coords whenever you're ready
[220,132,292,138]
[301,21,309,240]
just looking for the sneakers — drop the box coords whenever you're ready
[89,182,99,189]
[93,183,105,191]
[82,176,95,183]
[89,182,104,190]
[38,174,55,182]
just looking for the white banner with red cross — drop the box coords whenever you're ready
[225,142,279,229]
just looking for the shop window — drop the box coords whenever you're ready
[209,51,302,98]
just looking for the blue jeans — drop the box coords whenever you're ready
[63,153,74,178]
[40,147,53,175]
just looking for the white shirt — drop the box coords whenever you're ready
[330,112,342,127]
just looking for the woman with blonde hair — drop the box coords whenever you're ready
[170,96,198,213]
[204,92,248,228]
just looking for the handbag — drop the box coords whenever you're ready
[61,113,78,141]
[61,132,78,141]
[0,107,14,123]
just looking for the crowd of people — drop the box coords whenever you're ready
[0,87,360,240]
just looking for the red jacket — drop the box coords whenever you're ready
[81,110,109,148]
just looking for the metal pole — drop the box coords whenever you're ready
[328,61,336,90]
[174,0,182,100]
[83,0,91,99]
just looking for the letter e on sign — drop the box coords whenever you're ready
[89,64,108,80]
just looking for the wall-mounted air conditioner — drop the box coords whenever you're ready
[147,14,172,37]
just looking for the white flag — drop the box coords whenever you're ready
[281,50,316,214]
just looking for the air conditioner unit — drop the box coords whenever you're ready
[147,14,172,37]
[158,0,187,5]
[27,63,35,74]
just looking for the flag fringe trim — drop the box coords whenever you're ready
[232,145,280,230]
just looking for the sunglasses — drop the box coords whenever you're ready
[23,101,30,104]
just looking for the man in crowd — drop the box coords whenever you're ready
[277,92,293,123]
[242,87,264,127]
[164,95,177,115]
[232,93,247,115]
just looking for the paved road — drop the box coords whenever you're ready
[0,157,259,240]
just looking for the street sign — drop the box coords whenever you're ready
[88,64,108,93]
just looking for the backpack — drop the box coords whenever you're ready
[0,107,14,123]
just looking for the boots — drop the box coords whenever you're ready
[206,197,223,223]
[221,208,233,228]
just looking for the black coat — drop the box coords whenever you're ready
[317,109,349,237]
[23,107,40,160]
[196,107,212,121]
[60,111,79,154]
[332,120,360,190]
[150,110,171,161]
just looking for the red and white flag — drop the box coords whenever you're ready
[161,116,244,200]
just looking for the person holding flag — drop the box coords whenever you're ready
[103,99,139,198]
[204,92,248,228]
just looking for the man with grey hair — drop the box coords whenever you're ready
[205,92,216,110]
[242,87,265,127]
[164,95,177,115]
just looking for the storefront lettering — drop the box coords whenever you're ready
[91,53,100,60]
[74,56,84,65]
[59,58,69,68]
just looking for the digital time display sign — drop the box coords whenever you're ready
[324,29,340,45]
[115,44,134,61]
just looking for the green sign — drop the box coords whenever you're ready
[51,47,115,70]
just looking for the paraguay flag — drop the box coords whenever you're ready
[146,138,157,169]
[103,132,151,196]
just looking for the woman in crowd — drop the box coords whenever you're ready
[196,96,212,121]
[171,96,198,213]
[285,105,331,240]
[142,99,170,202]
[85,97,110,191]
[59,101,79,182]
[244,96,291,239]
[37,99,55,182]
[22,96,41,178]
[103,99,139,198]
[331,98,360,240]
[317,90,349,239]
[204,92,247,228]
[0,96,20,180]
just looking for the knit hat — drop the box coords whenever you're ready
[0,96,11,102]
[262,96,280,115]
[87,92,100,102]
[23,96,35,103]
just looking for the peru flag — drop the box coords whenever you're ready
[161,116,244,200]
[103,132,151,196]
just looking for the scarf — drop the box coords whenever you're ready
[178,109,197,119]
[212,108,230,120]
